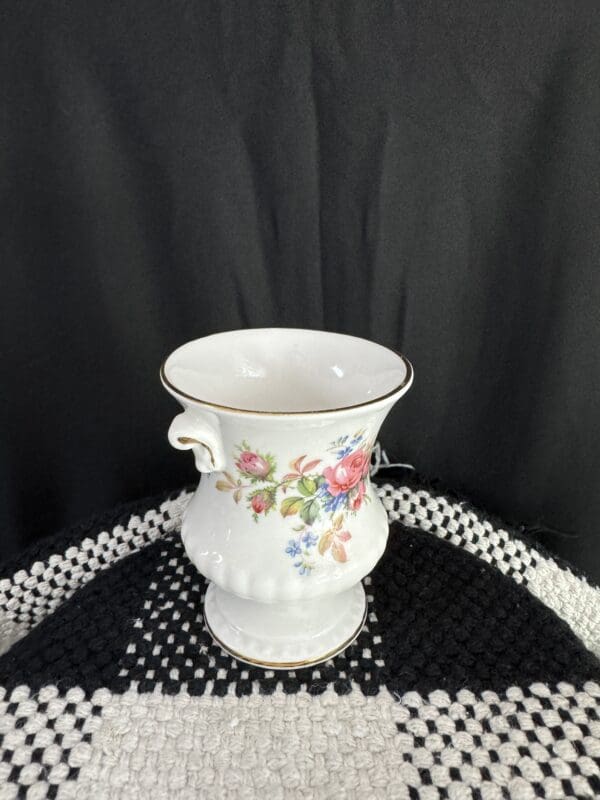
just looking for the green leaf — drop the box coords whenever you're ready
[264,452,277,481]
[300,497,320,525]
[267,486,278,501]
[297,476,317,497]
[280,496,304,517]
[215,480,233,492]
[248,474,267,484]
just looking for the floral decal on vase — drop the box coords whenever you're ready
[216,431,372,575]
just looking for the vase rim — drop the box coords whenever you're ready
[161,328,413,417]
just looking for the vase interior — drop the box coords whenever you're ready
[162,328,411,414]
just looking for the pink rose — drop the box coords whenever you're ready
[323,450,370,496]
[236,451,271,479]
[349,480,366,511]
[251,492,272,514]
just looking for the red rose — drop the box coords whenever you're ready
[251,492,272,514]
[236,451,271,479]
[349,480,366,511]
[323,450,370,496]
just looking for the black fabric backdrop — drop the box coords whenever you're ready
[2,1,600,581]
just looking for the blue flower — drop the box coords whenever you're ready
[301,532,318,549]
[323,491,348,514]
[285,540,301,558]
[294,560,313,576]
[335,446,353,460]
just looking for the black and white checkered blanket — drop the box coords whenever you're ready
[1,476,599,799]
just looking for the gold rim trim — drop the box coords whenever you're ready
[204,603,368,669]
[160,352,413,416]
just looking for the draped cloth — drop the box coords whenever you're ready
[2,1,600,579]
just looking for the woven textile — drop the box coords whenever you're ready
[1,476,600,799]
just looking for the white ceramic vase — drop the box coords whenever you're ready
[162,329,413,668]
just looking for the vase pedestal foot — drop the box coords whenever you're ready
[203,582,367,669]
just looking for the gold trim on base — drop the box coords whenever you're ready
[204,603,368,670]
